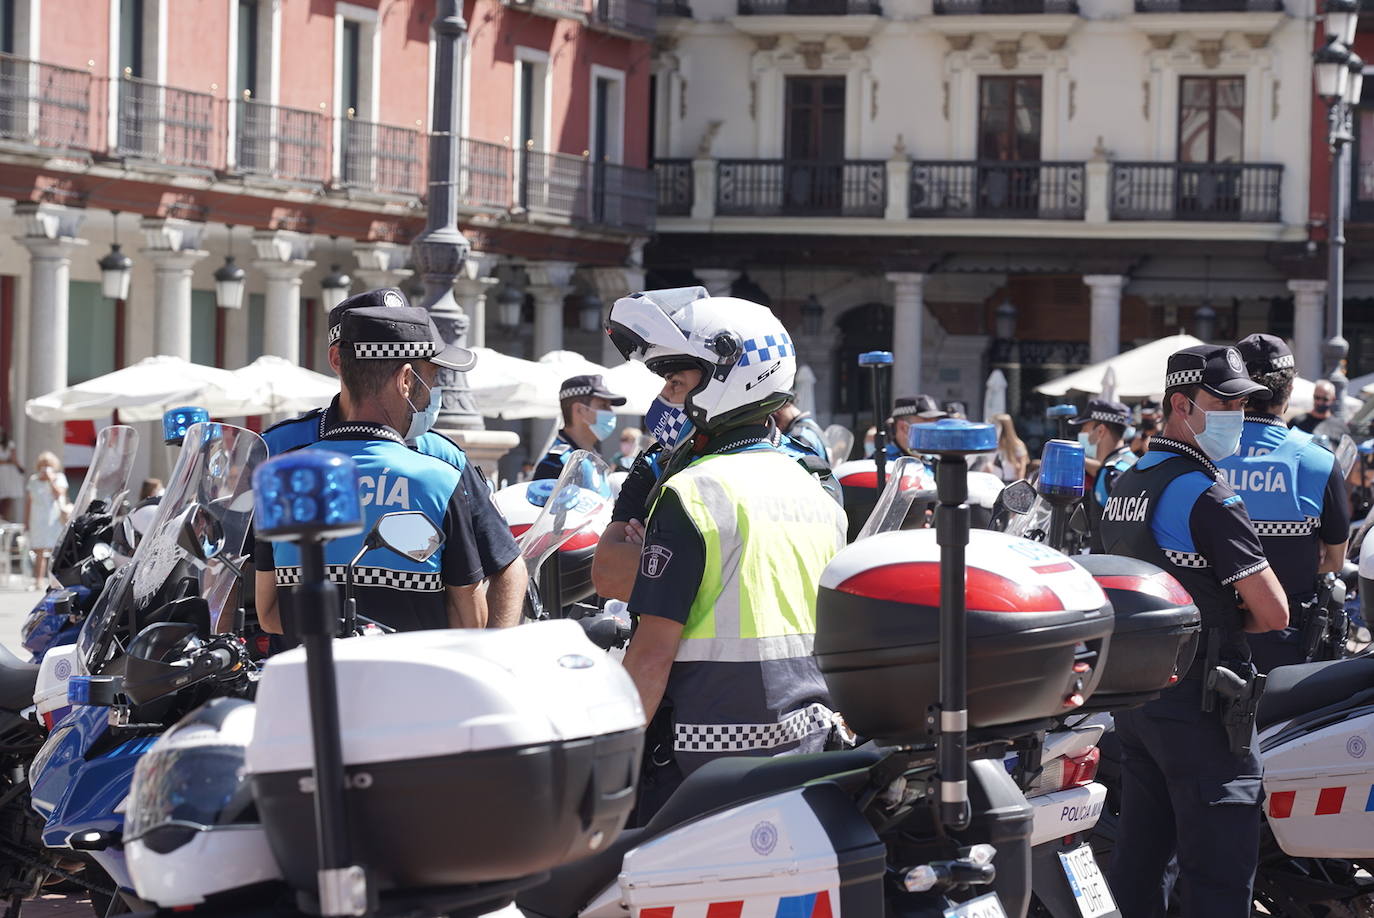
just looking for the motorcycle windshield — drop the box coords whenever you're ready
[855,457,938,539]
[50,426,140,564]
[78,423,266,671]
[1002,493,1054,542]
[822,424,854,467]
[519,450,614,579]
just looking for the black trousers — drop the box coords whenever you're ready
[1109,678,1262,918]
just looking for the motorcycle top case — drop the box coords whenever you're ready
[245,621,645,894]
[1072,555,1201,710]
[815,530,1114,742]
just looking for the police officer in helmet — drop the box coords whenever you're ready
[606,289,848,820]
[1216,333,1349,672]
[533,375,627,481]
[1070,398,1136,552]
[1100,344,1288,918]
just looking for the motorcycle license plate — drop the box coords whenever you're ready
[943,893,1008,918]
[1058,843,1118,918]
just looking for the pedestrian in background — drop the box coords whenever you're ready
[0,428,22,521]
[985,413,1029,482]
[25,451,68,589]
[139,478,164,501]
[616,427,642,471]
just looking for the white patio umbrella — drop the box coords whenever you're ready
[1100,366,1119,402]
[983,369,1008,421]
[466,348,559,420]
[1035,334,1206,400]
[601,359,667,416]
[25,356,258,423]
[227,356,339,416]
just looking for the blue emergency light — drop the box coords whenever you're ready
[253,451,363,542]
[857,351,894,367]
[163,407,209,446]
[910,418,997,456]
[1039,439,1086,499]
[1046,404,1078,419]
[526,479,556,508]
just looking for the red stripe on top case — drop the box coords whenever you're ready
[1031,562,1076,574]
[1316,786,1347,816]
[642,909,675,918]
[1268,791,1295,819]
[706,903,744,918]
[811,890,834,918]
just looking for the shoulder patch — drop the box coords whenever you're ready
[641,544,673,578]
[549,442,571,456]
[1222,495,1243,507]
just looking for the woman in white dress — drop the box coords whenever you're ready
[0,429,22,522]
[24,451,68,589]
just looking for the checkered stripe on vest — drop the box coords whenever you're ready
[1163,549,1211,569]
[674,702,837,753]
[1253,517,1319,537]
[275,564,442,591]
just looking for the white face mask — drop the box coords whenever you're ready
[1184,398,1244,461]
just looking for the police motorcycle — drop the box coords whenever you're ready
[21,425,142,664]
[25,421,265,914]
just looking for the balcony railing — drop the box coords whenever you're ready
[717,159,886,217]
[594,0,657,37]
[458,138,514,211]
[116,74,215,168]
[1110,162,1282,222]
[655,159,694,215]
[738,0,881,13]
[935,0,1077,11]
[908,161,1085,219]
[0,54,92,151]
[520,149,592,220]
[1135,0,1281,10]
[341,117,425,196]
[658,0,693,13]
[592,162,656,232]
[235,97,327,183]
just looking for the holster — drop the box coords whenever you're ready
[1201,630,1265,756]
[642,703,677,773]
[1295,595,1327,663]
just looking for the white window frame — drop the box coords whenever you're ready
[225,0,280,169]
[513,46,552,153]
[106,0,167,151]
[333,1,380,178]
[589,64,625,164]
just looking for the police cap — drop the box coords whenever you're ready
[1165,344,1268,401]
[1235,333,1296,377]
[1071,398,1132,427]
[892,395,946,420]
[339,305,477,372]
[559,374,627,406]
[328,287,409,345]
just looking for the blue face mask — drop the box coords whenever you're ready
[644,396,693,448]
[1185,399,1244,461]
[1077,431,1094,453]
[590,408,618,442]
[405,369,442,440]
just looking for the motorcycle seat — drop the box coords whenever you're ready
[0,641,39,713]
[1257,657,1374,732]
[517,747,884,917]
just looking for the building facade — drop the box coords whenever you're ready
[650,0,1322,442]
[0,0,654,479]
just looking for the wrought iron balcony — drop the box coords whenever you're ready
[737,0,880,13]
[658,0,693,14]
[935,0,1077,11]
[459,137,513,211]
[341,117,425,196]
[592,162,656,232]
[1110,162,1282,222]
[116,74,215,168]
[908,161,1085,219]
[0,54,92,152]
[519,148,654,231]
[1135,0,1281,10]
[593,0,657,37]
[235,97,327,183]
[655,159,694,216]
[716,159,886,217]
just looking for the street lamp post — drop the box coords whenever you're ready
[1314,3,1363,417]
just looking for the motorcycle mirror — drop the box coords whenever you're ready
[374,512,444,562]
[1069,504,1090,535]
[1002,480,1036,515]
[176,504,225,564]
[1336,434,1360,478]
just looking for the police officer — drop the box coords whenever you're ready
[262,306,489,635]
[1070,398,1136,552]
[605,290,848,819]
[255,288,525,632]
[1100,344,1288,918]
[771,395,829,463]
[533,375,627,481]
[1215,333,1349,672]
[885,395,946,460]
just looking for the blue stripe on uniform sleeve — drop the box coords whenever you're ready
[1151,468,1215,553]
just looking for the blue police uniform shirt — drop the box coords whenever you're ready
[783,414,829,464]
[260,397,520,577]
[1093,444,1137,509]
[1214,414,1350,600]
[1130,447,1270,587]
[533,430,578,481]
[270,425,484,635]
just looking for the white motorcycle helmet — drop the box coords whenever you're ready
[607,286,797,432]
[125,698,282,907]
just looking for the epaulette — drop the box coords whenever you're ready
[549,441,571,457]
[263,407,323,435]
[421,429,469,457]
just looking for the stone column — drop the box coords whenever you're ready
[142,219,209,361]
[16,203,85,463]
[886,272,925,397]
[455,252,500,350]
[1288,279,1327,380]
[694,268,739,298]
[1083,274,1126,364]
[352,241,414,296]
[253,231,315,364]
[588,263,646,366]
[526,261,577,359]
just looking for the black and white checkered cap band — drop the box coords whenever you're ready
[1253,517,1319,537]
[1270,354,1295,370]
[1163,549,1210,569]
[276,564,442,591]
[674,702,838,754]
[1090,410,1128,424]
[351,341,438,360]
[559,385,594,400]
[1165,368,1205,388]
